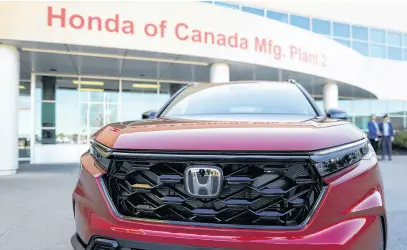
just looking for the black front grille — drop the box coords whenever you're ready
[102,153,325,228]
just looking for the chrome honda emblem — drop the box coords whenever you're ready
[184,165,223,198]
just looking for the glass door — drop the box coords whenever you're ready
[78,78,119,153]
[33,75,81,163]
[31,75,183,164]
[33,76,121,163]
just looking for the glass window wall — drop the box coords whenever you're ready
[79,78,120,144]
[333,22,350,38]
[290,15,310,30]
[121,81,161,121]
[18,80,31,161]
[31,74,188,163]
[352,41,369,56]
[352,25,368,41]
[241,6,264,16]
[315,88,407,133]
[27,71,407,164]
[370,44,386,58]
[341,99,407,132]
[387,31,402,46]
[214,1,239,10]
[33,76,82,163]
[388,47,402,60]
[370,29,386,44]
[206,2,407,62]
[312,18,331,35]
[334,38,351,47]
[267,11,288,23]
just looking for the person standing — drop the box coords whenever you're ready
[379,114,394,161]
[367,114,380,152]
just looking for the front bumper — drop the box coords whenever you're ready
[71,234,86,250]
[71,233,230,250]
[72,154,386,250]
[72,216,384,250]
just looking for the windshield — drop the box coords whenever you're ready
[159,82,318,118]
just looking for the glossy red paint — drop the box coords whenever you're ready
[72,81,386,249]
[73,152,386,249]
[93,118,364,151]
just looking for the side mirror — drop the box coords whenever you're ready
[326,108,348,121]
[141,110,157,120]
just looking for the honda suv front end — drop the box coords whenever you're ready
[71,81,386,250]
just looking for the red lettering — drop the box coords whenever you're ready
[254,37,282,59]
[122,21,134,35]
[217,34,226,46]
[47,6,134,35]
[144,23,157,37]
[204,32,215,44]
[175,23,189,41]
[191,30,202,42]
[290,45,322,66]
[106,14,119,33]
[69,14,84,29]
[273,45,282,60]
[290,45,298,58]
[88,16,102,31]
[255,37,267,53]
[47,6,66,27]
[176,25,248,49]
[228,33,237,48]
[240,38,248,50]
[159,20,167,38]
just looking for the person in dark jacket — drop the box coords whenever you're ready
[367,114,380,152]
[379,114,394,161]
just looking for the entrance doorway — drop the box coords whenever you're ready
[30,73,187,164]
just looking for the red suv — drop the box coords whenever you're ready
[71,81,386,250]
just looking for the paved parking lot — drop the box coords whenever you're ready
[0,157,406,250]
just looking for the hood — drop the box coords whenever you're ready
[92,115,365,152]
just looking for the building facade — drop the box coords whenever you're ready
[0,1,406,175]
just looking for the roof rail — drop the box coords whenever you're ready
[287,79,297,84]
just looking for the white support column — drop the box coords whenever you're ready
[323,82,339,110]
[0,45,20,175]
[210,63,229,83]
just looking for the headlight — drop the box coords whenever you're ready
[311,138,375,177]
[89,139,113,170]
